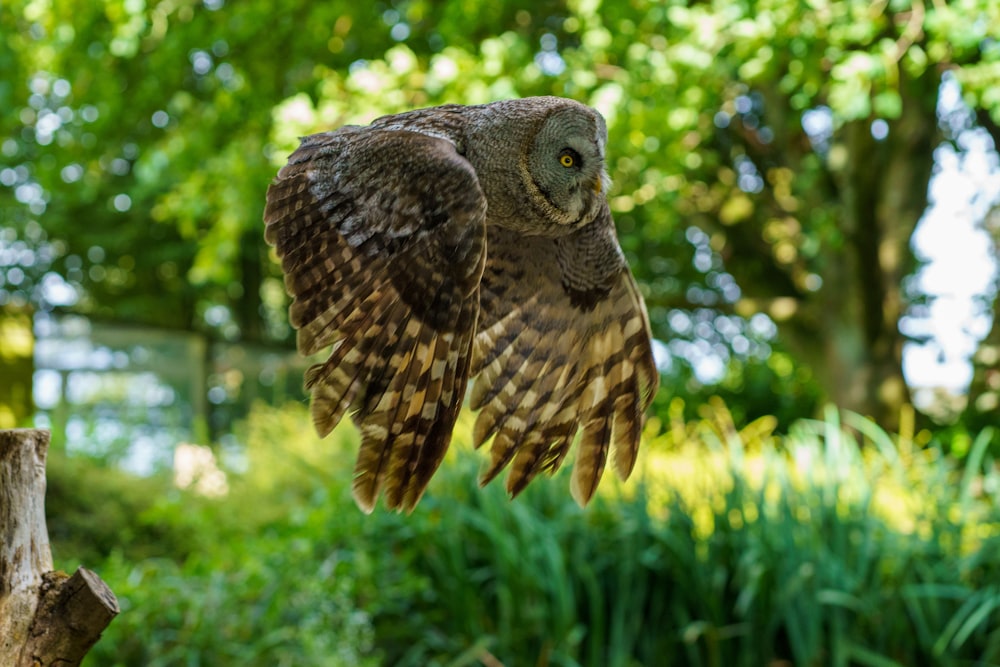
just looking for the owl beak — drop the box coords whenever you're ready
[593,176,603,195]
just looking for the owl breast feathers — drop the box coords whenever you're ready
[264,96,658,513]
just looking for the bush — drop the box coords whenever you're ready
[340,405,1000,666]
[46,451,192,565]
[66,405,380,667]
[86,539,379,666]
[52,402,999,666]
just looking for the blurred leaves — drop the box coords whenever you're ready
[3,0,1000,420]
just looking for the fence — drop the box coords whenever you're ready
[32,314,309,471]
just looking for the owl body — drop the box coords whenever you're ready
[265,96,658,512]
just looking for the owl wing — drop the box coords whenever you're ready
[264,128,487,513]
[470,208,659,506]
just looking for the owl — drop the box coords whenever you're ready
[264,96,658,513]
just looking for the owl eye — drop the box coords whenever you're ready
[559,149,579,168]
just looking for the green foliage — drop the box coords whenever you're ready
[4,0,1000,423]
[52,402,1000,666]
[47,450,195,566]
[54,407,379,666]
[87,542,379,667]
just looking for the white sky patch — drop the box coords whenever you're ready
[904,124,1000,391]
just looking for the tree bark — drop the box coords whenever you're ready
[964,204,1000,430]
[710,69,940,430]
[0,429,119,666]
[799,85,936,430]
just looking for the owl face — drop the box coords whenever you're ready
[524,104,609,230]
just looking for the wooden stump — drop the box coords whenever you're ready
[0,429,119,666]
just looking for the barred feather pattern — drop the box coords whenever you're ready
[470,219,658,505]
[264,129,486,513]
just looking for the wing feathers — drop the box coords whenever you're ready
[571,409,613,506]
[305,288,409,437]
[471,218,659,506]
[611,357,642,480]
[265,128,487,513]
[352,315,440,512]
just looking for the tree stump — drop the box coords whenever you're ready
[0,429,119,666]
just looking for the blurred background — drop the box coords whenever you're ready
[2,1,1000,665]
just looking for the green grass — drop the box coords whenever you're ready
[48,402,1000,666]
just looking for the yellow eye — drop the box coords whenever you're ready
[559,153,575,168]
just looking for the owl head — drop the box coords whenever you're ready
[467,97,610,235]
[524,99,609,227]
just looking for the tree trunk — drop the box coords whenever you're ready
[718,70,940,430]
[799,87,936,430]
[964,204,1000,430]
[0,429,119,666]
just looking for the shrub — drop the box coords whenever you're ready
[53,402,999,666]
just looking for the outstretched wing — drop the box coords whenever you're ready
[264,128,487,513]
[470,208,658,505]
